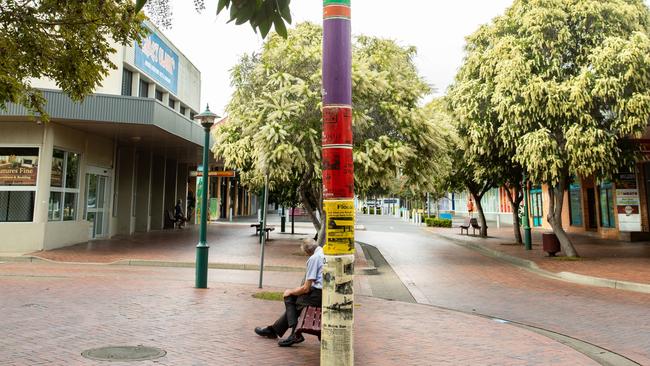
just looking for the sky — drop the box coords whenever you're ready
[159,0,517,114]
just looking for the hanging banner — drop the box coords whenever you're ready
[324,200,355,255]
[323,148,354,199]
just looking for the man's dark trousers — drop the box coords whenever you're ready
[272,289,321,337]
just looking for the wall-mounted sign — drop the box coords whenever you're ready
[135,27,179,94]
[193,170,236,178]
[616,173,641,232]
[0,148,39,186]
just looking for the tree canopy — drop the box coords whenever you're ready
[0,0,147,120]
[451,0,650,255]
[213,22,451,230]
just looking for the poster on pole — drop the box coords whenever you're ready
[324,200,355,255]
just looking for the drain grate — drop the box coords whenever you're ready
[81,346,166,362]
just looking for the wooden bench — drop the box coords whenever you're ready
[296,306,321,340]
[250,223,275,239]
[166,210,185,229]
[459,218,471,235]
[470,218,482,235]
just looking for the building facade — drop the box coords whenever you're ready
[0,22,252,253]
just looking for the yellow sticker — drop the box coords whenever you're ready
[324,200,355,255]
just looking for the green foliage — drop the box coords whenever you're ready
[216,0,292,38]
[425,217,452,228]
[461,0,650,186]
[0,0,148,121]
[213,23,451,226]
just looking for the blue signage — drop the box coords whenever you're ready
[135,28,179,94]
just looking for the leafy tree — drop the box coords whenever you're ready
[136,0,291,37]
[456,0,650,256]
[213,23,451,235]
[447,47,526,242]
[0,0,148,120]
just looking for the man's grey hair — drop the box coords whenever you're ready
[301,240,318,255]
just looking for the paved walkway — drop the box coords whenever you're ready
[0,262,597,365]
[356,215,650,365]
[432,222,650,285]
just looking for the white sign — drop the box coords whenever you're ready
[616,188,641,232]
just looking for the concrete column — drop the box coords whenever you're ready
[116,147,136,235]
[234,181,240,217]
[134,151,152,232]
[131,72,140,97]
[162,92,170,107]
[225,178,231,220]
[163,157,177,220]
[150,154,166,230]
[216,177,222,219]
[148,83,156,100]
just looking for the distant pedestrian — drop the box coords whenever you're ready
[467,198,474,218]
[174,200,187,228]
[254,240,324,347]
[187,189,195,222]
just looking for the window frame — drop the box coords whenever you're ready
[49,148,81,222]
[121,69,133,96]
[0,145,41,223]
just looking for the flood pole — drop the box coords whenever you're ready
[321,1,354,364]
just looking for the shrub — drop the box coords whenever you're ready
[426,217,452,228]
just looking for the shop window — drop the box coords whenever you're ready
[49,149,80,221]
[121,69,133,96]
[599,182,616,228]
[530,186,543,227]
[569,181,583,226]
[139,80,149,98]
[0,147,39,222]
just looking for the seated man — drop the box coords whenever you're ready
[174,199,187,228]
[255,240,324,347]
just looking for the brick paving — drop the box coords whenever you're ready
[433,223,650,285]
[0,262,597,365]
[357,216,650,365]
[27,224,314,269]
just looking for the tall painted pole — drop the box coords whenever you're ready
[322,1,354,365]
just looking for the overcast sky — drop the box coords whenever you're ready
[157,1,560,113]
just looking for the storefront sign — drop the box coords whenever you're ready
[322,148,354,199]
[323,200,355,255]
[192,170,236,178]
[135,27,179,94]
[616,173,641,232]
[0,148,39,186]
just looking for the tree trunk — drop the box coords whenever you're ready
[547,176,579,257]
[300,187,321,232]
[472,192,488,237]
[504,186,523,244]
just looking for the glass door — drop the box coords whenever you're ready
[85,173,109,239]
[530,187,543,227]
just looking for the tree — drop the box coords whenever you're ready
[457,0,650,256]
[136,0,292,37]
[447,43,526,243]
[213,23,451,236]
[0,0,148,120]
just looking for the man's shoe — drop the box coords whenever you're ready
[254,326,277,338]
[278,333,305,347]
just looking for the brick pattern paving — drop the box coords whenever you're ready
[0,263,596,365]
[356,216,650,365]
[433,224,650,284]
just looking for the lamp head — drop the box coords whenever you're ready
[194,104,220,129]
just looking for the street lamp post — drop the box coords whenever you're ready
[522,173,532,250]
[194,104,219,289]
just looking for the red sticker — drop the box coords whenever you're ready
[322,107,353,145]
[323,148,354,199]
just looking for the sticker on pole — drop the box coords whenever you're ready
[324,200,355,255]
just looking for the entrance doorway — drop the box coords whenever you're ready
[586,188,597,230]
[85,168,111,239]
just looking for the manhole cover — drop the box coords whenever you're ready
[81,346,166,362]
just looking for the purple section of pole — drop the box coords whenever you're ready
[323,19,352,105]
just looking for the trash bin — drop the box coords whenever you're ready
[542,233,561,257]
